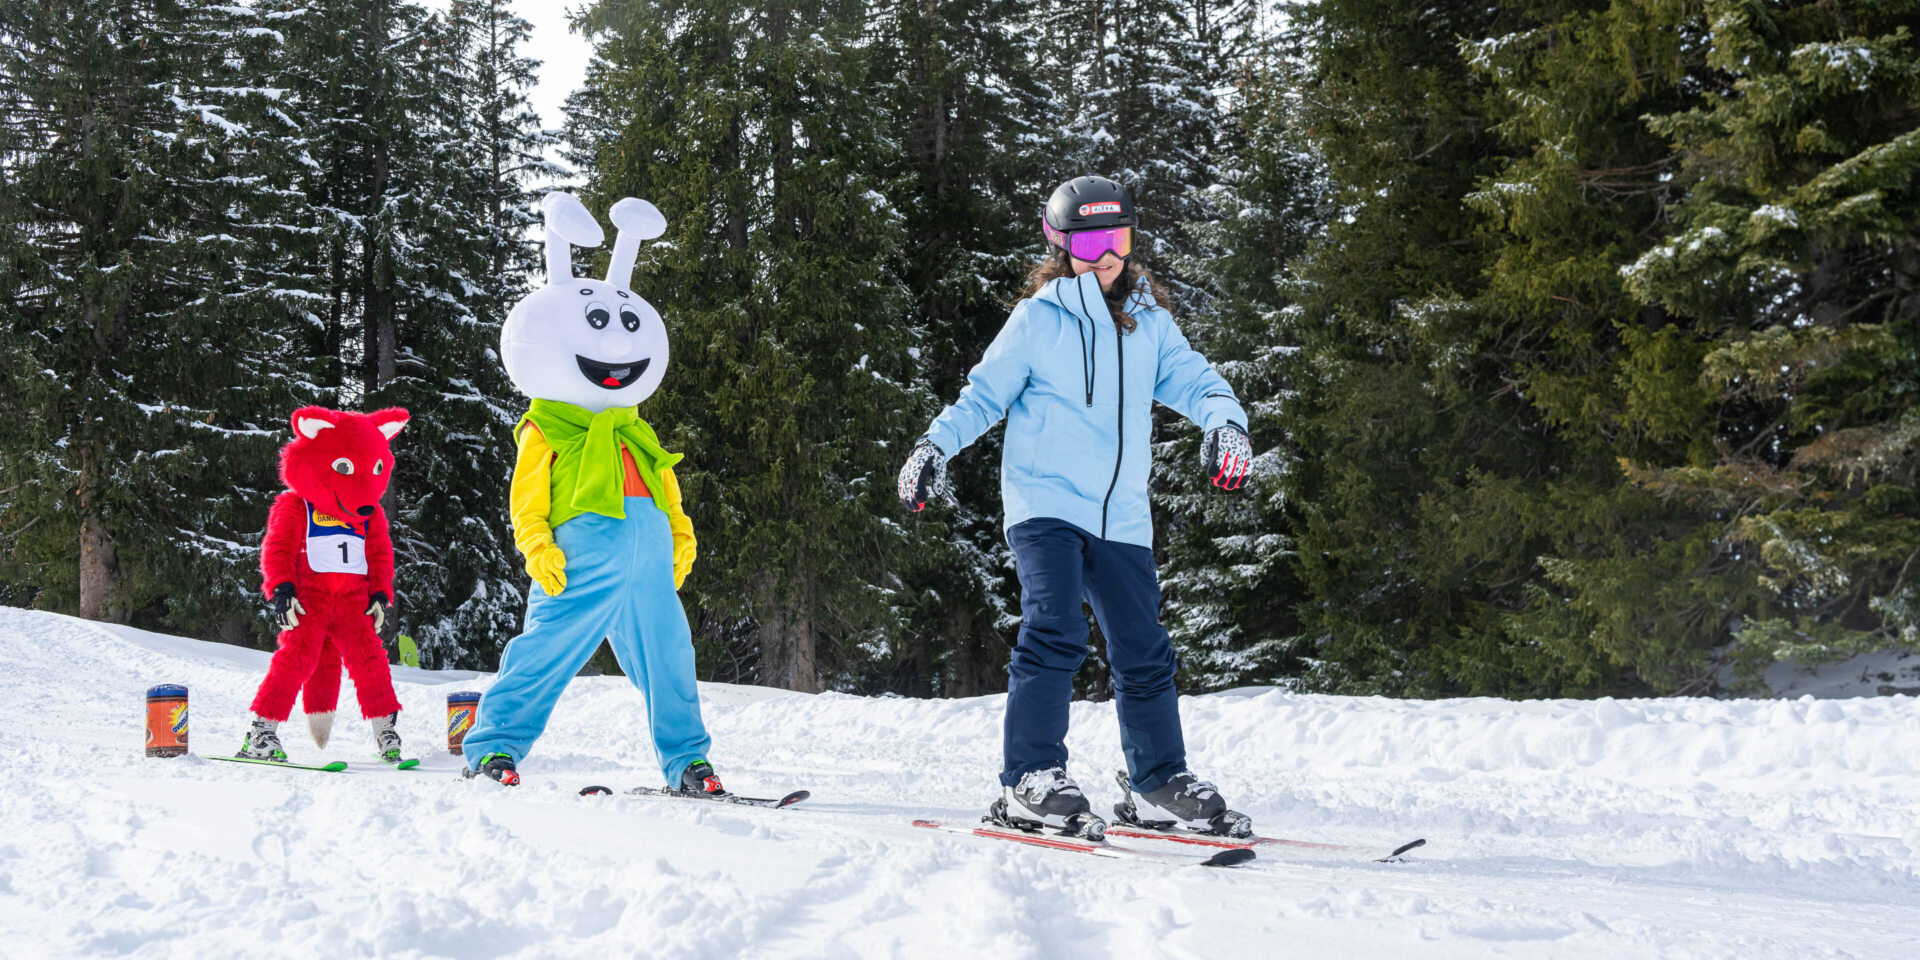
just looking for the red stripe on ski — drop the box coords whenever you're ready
[911,820,1254,867]
[914,821,1106,855]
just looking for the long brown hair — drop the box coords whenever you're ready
[1019,250,1170,334]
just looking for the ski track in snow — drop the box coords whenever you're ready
[1,606,1917,959]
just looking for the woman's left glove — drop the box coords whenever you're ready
[1202,423,1253,490]
[897,438,948,513]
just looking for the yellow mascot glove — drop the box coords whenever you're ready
[658,467,697,590]
[524,540,568,596]
[670,513,696,590]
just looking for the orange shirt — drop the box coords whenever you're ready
[523,422,650,497]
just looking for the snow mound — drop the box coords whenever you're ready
[1,606,1917,959]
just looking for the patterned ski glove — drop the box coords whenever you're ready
[270,582,305,630]
[1202,422,1253,491]
[524,541,568,596]
[365,592,389,633]
[896,438,949,513]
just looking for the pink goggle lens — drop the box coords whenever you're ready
[1045,222,1133,262]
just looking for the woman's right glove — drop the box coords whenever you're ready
[1202,422,1253,490]
[524,541,568,596]
[897,438,948,513]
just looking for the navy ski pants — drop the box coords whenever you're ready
[1001,518,1186,794]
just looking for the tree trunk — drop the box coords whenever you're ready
[77,447,124,623]
[756,577,820,693]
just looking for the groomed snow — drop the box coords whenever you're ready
[2,605,1917,958]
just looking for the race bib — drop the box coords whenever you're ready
[306,503,368,574]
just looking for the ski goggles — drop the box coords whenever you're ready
[1043,221,1133,263]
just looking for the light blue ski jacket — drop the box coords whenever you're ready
[923,270,1247,548]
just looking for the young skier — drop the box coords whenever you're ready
[240,406,412,764]
[461,192,717,794]
[898,176,1257,839]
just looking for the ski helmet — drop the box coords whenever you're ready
[1044,176,1137,233]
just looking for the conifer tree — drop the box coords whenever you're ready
[1601,1,1920,680]
[258,0,536,666]
[1277,0,1539,695]
[1158,45,1324,689]
[379,0,546,667]
[0,0,321,639]
[569,0,934,691]
[864,0,1054,695]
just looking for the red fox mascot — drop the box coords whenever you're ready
[238,406,410,764]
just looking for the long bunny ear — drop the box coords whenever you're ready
[604,198,666,290]
[541,192,605,285]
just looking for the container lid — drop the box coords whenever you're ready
[447,691,483,700]
[147,684,189,698]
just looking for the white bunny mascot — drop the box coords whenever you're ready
[461,193,722,795]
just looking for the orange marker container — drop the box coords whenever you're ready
[446,692,481,754]
[146,684,189,757]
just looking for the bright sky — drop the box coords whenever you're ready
[423,0,595,169]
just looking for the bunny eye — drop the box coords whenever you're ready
[585,301,611,329]
[620,305,641,332]
[332,458,354,475]
[373,460,384,476]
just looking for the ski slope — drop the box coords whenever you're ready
[2,606,1917,959]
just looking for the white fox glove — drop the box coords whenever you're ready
[897,438,948,513]
[1202,423,1253,491]
[365,592,389,633]
[270,582,305,630]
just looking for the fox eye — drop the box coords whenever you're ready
[585,301,611,329]
[373,460,384,476]
[620,305,641,332]
[331,458,353,475]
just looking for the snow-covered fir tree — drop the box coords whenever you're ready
[863,0,1056,696]
[377,0,550,668]
[1157,41,1325,690]
[568,0,938,692]
[0,0,324,639]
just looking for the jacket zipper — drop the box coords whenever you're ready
[1101,323,1124,539]
[1074,275,1126,540]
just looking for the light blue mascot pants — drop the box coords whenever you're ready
[463,496,711,786]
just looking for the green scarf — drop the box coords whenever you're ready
[519,398,683,527]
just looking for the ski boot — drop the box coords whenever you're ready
[370,711,405,765]
[236,716,288,762]
[1113,770,1252,838]
[463,751,520,785]
[989,766,1106,840]
[679,759,727,797]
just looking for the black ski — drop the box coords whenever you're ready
[579,784,810,808]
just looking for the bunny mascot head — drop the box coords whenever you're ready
[501,192,670,410]
[465,192,716,792]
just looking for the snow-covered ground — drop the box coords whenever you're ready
[3,606,1917,959]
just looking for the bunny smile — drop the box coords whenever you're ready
[576,355,649,390]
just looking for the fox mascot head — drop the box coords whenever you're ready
[281,406,410,515]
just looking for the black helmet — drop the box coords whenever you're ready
[1043,176,1136,232]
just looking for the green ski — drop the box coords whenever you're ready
[207,755,349,772]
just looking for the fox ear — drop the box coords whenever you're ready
[291,407,336,440]
[368,407,410,440]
